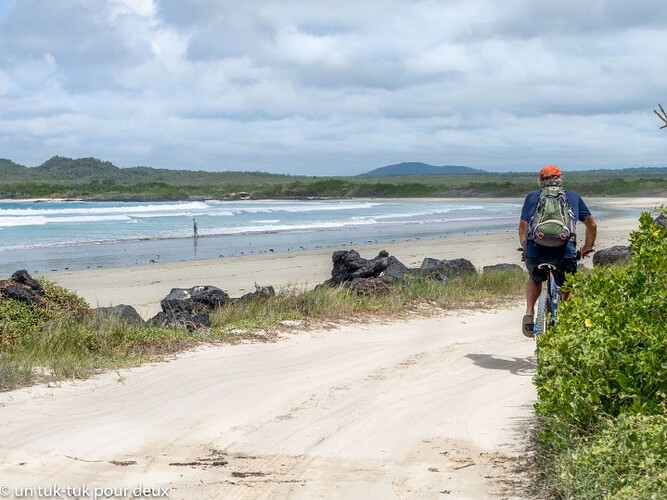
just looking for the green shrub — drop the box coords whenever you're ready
[535,210,667,437]
[1,278,196,388]
[1,279,89,349]
[548,415,667,499]
[0,299,41,348]
[533,209,667,498]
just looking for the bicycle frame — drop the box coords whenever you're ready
[533,263,560,340]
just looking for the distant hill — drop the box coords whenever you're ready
[0,158,28,176]
[0,155,302,200]
[359,162,487,176]
[36,156,121,179]
[0,156,290,183]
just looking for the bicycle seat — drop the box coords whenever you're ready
[537,263,557,271]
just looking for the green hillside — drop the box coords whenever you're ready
[1,156,665,200]
[358,162,487,176]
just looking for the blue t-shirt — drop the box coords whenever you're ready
[521,189,592,259]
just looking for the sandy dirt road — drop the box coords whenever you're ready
[0,305,536,499]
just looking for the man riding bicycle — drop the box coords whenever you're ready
[518,165,597,337]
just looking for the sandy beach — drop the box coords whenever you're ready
[41,197,663,319]
[0,196,663,499]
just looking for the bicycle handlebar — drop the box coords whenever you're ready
[517,247,594,262]
[576,248,595,260]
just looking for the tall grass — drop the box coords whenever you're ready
[1,269,526,391]
[211,270,526,335]
[0,355,34,390]
[1,312,196,390]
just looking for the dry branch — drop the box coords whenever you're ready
[654,104,667,129]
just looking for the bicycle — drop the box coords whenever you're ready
[533,262,559,340]
[532,249,592,342]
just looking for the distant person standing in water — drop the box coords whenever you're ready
[193,218,199,238]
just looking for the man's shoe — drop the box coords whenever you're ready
[522,314,534,338]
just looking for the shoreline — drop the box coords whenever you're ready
[1,198,523,275]
[2,195,657,264]
[2,197,656,319]
[41,195,663,319]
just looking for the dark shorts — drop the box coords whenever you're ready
[525,256,577,286]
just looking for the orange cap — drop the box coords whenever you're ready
[540,165,561,179]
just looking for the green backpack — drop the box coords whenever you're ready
[528,186,576,247]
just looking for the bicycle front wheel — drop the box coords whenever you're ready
[534,291,551,338]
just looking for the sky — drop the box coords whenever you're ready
[1,0,666,176]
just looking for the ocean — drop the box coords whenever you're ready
[0,198,630,276]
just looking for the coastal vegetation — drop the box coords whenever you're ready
[533,209,667,498]
[1,156,665,200]
[0,268,526,391]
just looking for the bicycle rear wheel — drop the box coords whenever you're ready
[534,291,551,339]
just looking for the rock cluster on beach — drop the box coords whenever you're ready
[146,282,276,331]
[138,249,491,327]
[321,248,480,288]
[151,285,230,330]
[67,280,278,331]
[0,269,45,305]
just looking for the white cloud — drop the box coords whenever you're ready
[111,0,156,18]
[0,0,666,174]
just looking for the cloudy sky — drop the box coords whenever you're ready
[1,0,666,175]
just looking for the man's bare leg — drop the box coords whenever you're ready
[526,278,542,317]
